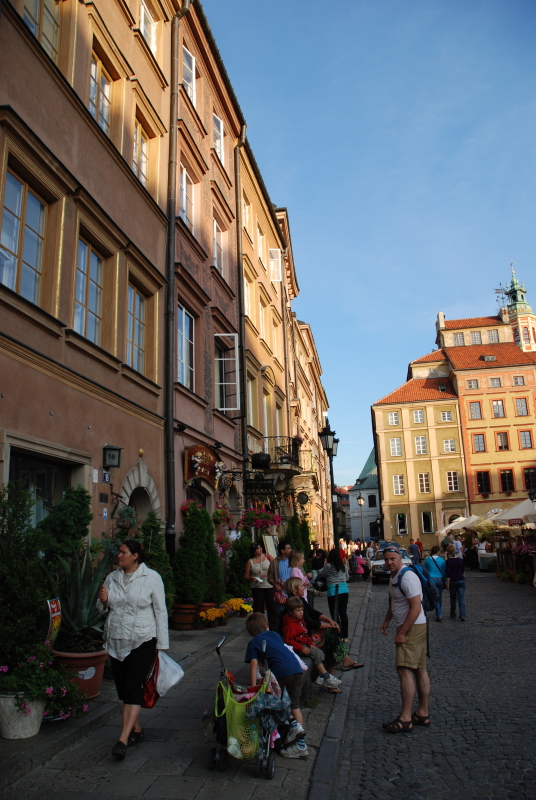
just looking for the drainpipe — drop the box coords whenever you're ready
[164,0,191,558]
[234,124,248,512]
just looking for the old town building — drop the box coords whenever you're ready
[348,449,380,541]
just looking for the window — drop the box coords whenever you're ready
[413,410,424,423]
[242,193,251,234]
[429,369,437,376]
[177,304,194,390]
[476,471,491,494]
[133,119,149,186]
[524,468,536,492]
[514,327,520,343]
[388,412,399,426]
[182,46,196,106]
[489,378,501,388]
[368,495,377,508]
[259,301,265,340]
[213,219,223,274]
[470,401,482,419]
[523,327,530,343]
[179,166,194,232]
[272,318,280,358]
[496,432,509,451]
[470,331,482,345]
[393,475,405,495]
[438,385,446,392]
[244,277,251,317]
[257,226,265,265]
[74,238,103,345]
[446,471,459,491]
[262,392,269,436]
[513,376,525,386]
[515,398,528,416]
[0,171,46,305]
[269,248,282,281]
[492,400,505,418]
[246,376,256,426]
[24,0,60,63]
[140,0,156,54]
[500,470,514,492]
[473,434,486,452]
[396,513,407,535]
[213,114,224,164]
[415,436,427,455]
[418,473,430,493]
[453,333,465,346]
[422,511,433,534]
[520,431,533,449]
[443,439,456,453]
[487,329,499,343]
[441,411,453,422]
[390,438,402,457]
[467,380,478,389]
[126,285,145,373]
[89,54,112,136]
[214,334,239,411]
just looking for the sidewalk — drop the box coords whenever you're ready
[2,582,371,800]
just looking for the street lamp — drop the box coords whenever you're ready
[319,421,339,552]
[357,492,365,542]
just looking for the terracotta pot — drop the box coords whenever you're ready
[170,604,198,630]
[51,649,108,699]
[198,602,217,613]
[0,694,46,739]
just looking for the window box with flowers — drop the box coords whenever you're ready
[238,509,282,532]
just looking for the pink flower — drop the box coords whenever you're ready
[61,688,67,696]
[21,702,31,716]
[83,704,89,712]
[0,666,8,673]
[45,687,54,696]
[27,656,36,662]
[59,711,70,720]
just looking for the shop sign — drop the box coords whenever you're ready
[245,479,276,496]
[508,518,523,526]
[184,445,225,489]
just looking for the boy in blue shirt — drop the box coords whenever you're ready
[245,612,308,759]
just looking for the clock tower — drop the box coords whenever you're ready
[504,267,536,352]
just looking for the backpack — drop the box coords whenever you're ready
[396,565,439,613]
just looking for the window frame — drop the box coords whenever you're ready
[213,218,223,274]
[446,471,459,492]
[524,468,536,492]
[491,399,505,418]
[421,511,433,534]
[487,329,499,343]
[24,0,60,63]
[214,333,239,412]
[213,113,224,165]
[89,52,113,136]
[496,432,509,451]
[393,474,405,495]
[499,469,515,492]
[73,236,104,346]
[182,45,196,106]
[133,118,149,187]
[453,332,465,346]
[140,0,157,55]
[467,379,479,389]
[388,411,399,426]
[418,472,430,493]
[515,397,529,417]
[413,409,424,424]
[476,471,491,494]
[179,164,194,233]
[470,331,482,345]
[440,411,453,422]
[489,377,502,388]
[513,376,525,386]
[126,283,146,374]
[469,401,482,419]
[177,303,195,391]
[257,225,265,266]
[520,430,533,449]
[415,435,427,455]
[473,433,486,453]
[443,439,456,453]
[389,438,402,457]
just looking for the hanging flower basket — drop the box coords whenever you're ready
[237,509,282,531]
[212,505,234,528]
[181,500,203,516]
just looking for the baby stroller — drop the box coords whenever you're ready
[207,636,288,779]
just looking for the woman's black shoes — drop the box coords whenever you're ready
[128,729,145,746]
[112,740,127,760]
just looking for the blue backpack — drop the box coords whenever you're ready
[396,564,439,613]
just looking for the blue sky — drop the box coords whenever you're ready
[202,0,536,484]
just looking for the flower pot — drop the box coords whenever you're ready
[198,602,217,613]
[0,694,46,739]
[52,648,108,699]
[218,618,227,626]
[239,609,248,618]
[170,604,198,631]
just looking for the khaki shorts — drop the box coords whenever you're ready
[395,623,427,670]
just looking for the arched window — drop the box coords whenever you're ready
[513,328,520,343]
[523,328,530,343]
[448,514,460,524]
[129,487,152,522]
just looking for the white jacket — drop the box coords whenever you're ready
[97,563,169,658]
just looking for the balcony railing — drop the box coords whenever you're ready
[263,436,300,467]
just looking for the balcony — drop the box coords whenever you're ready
[262,437,302,473]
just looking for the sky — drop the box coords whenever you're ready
[202,0,536,484]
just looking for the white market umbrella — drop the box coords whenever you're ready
[493,499,536,525]
[436,515,481,537]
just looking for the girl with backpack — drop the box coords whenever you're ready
[423,546,447,622]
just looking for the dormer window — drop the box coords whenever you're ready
[482,355,496,362]
[429,369,437,376]
[438,385,446,392]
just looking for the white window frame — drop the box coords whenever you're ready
[393,475,405,495]
[244,277,251,317]
[247,375,255,426]
[470,401,482,420]
[182,45,196,106]
[497,432,509,451]
[515,398,528,416]
[443,439,456,453]
[413,410,424,423]
[492,400,505,418]
[473,434,485,452]
[388,412,399,426]
[418,473,430,493]
[470,331,482,345]
[177,304,194,390]
[269,248,282,282]
[467,379,478,389]
[257,225,265,265]
[396,513,407,535]
[487,329,499,343]
[179,165,194,232]
[513,376,525,386]
[242,193,250,233]
[446,471,459,492]
[140,0,156,54]
[453,332,465,346]
[213,113,224,165]
[390,438,402,457]
[213,219,223,274]
[133,118,149,186]
[259,300,265,340]
[421,510,433,533]
[489,377,501,388]
[441,411,453,422]
[415,436,427,455]
[520,430,532,449]
[214,333,239,411]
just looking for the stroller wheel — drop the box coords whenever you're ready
[218,746,228,772]
[266,753,275,780]
[255,754,263,777]
[208,748,217,771]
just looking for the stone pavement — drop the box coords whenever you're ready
[334,572,536,800]
[3,581,369,800]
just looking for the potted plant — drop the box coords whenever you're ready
[41,541,113,698]
[238,508,282,532]
[212,504,234,529]
[199,509,225,610]
[172,503,206,630]
[0,643,88,739]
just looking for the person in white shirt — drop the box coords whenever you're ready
[478,538,487,553]
[379,543,430,733]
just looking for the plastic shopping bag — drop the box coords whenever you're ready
[156,651,185,697]
[283,643,308,672]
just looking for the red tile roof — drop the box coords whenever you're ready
[374,378,457,405]
[411,349,447,364]
[444,343,536,370]
[443,316,502,330]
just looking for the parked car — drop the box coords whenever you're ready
[370,548,412,584]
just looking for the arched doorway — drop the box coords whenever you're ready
[448,514,461,524]
[129,487,153,522]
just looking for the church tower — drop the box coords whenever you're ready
[504,267,536,352]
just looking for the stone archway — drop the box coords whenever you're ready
[121,458,161,519]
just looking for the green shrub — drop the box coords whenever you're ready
[299,518,311,554]
[499,571,512,582]
[38,485,93,557]
[200,509,225,605]
[226,532,252,598]
[173,504,206,605]
[514,572,529,584]
[285,515,302,552]
[140,511,175,611]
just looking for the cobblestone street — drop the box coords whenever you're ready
[335,572,536,800]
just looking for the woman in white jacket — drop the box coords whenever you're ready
[97,539,169,760]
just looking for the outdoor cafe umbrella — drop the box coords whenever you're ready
[493,499,536,525]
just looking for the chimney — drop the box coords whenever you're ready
[500,306,509,323]
[436,312,445,330]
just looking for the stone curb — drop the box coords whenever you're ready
[1,623,245,793]
[307,583,372,800]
